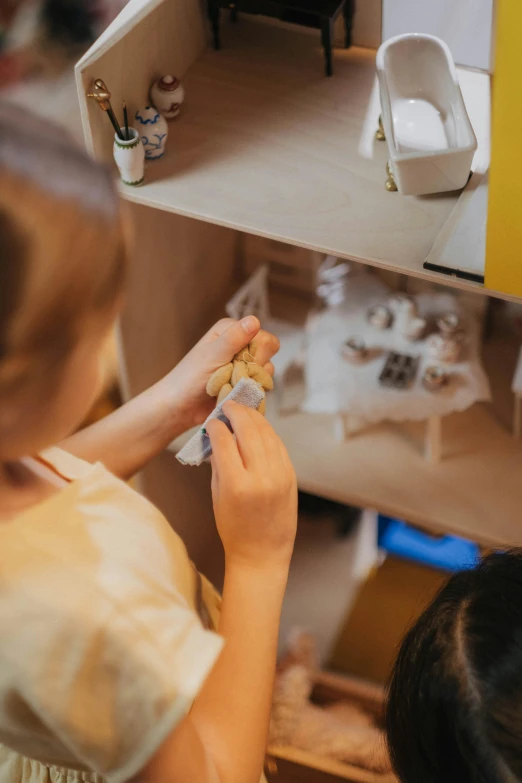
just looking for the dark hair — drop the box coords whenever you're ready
[386,550,522,783]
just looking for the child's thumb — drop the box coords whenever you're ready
[216,316,260,357]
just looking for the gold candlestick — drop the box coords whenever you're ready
[87,79,124,140]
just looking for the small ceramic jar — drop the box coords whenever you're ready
[113,127,144,186]
[437,311,461,335]
[423,365,449,392]
[401,316,427,342]
[342,337,368,363]
[368,304,393,329]
[150,74,185,119]
[135,106,168,160]
[388,293,425,339]
[388,293,418,319]
[427,333,461,363]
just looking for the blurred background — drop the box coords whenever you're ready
[0,1,126,96]
[0,0,130,421]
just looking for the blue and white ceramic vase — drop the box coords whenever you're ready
[135,105,168,160]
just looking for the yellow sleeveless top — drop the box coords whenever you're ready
[0,448,223,783]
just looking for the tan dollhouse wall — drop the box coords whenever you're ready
[335,0,382,50]
[119,203,240,586]
[76,0,235,583]
[76,0,207,164]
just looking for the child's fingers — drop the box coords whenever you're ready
[222,402,269,469]
[215,316,260,359]
[210,454,217,483]
[254,332,280,367]
[251,412,294,481]
[276,436,295,479]
[256,413,292,472]
[264,361,275,377]
[206,419,243,476]
[210,456,220,496]
[197,317,236,346]
[223,401,287,475]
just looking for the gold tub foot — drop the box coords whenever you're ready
[385,161,398,192]
[375,115,386,141]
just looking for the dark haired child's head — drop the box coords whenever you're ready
[386,550,522,783]
[0,102,127,458]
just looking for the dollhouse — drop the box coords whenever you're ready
[76,0,518,577]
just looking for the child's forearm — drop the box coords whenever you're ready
[60,318,279,479]
[141,559,289,783]
[59,381,186,479]
[190,560,289,783]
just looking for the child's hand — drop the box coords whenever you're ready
[159,317,279,430]
[207,401,297,570]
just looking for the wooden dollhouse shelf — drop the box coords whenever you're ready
[78,1,520,557]
[166,320,522,548]
[269,401,520,548]
[118,19,491,295]
[170,394,522,548]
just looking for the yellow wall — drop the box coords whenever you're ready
[485,0,522,295]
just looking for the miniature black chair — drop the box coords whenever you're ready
[206,0,356,76]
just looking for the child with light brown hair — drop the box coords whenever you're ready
[0,102,297,783]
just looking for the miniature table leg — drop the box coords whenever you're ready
[514,395,522,438]
[334,413,350,441]
[321,16,334,76]
[334,414,368,441]
[425,416,442,463]
[343,0,355,48]
[207,0,221,50]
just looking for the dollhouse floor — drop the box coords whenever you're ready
[279,505,379,664]
[266,308,522,548]
[121,18,492,298]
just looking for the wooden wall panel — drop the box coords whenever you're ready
[119,202,240,584]
[485,0,522,296]
[76,0,207,162]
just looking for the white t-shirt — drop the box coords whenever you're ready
[0,448,223,783]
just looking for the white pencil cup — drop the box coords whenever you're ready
[113,128,145,186]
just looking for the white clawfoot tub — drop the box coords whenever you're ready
[376,33,477,196]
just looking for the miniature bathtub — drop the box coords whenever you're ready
[376,33,477,196]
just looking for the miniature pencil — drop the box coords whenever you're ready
[123,102,129,140]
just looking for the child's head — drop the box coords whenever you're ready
[0,102,127,459]
[386,550,522,783]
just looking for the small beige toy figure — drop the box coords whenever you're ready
[149,75,185,119]
[269,632,392,775]
[205,341,273,415]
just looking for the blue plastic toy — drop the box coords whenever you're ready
[378,515,480,573]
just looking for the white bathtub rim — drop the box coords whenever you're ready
[376,32,477,164]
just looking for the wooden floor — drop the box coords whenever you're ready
[120,19,492,298]
[267,319,522,547]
